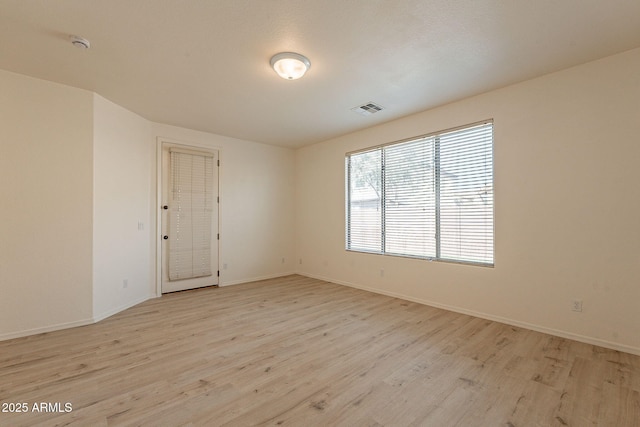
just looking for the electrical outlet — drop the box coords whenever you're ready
[380,269,385,277]
[571,299,583,312]
[281,257,285,264]
[223,263,228,270]
[299,258,303,265]
[122,279,128,289]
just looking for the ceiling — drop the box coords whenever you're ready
[1,1,640,148]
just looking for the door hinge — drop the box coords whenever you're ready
[217,159,220,167]
[217,270,220,277]
[217,233,220,240]
[217,196,219,203]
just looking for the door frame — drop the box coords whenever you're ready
[155,137,221,296]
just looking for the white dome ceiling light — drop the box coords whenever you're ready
[270,52,311,80]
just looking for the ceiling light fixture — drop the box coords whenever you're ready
[270,52,311,80]
[70,35,90,49]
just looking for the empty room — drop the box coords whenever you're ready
[1,1,639,426]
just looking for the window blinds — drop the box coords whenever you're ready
[346,149,382,252]
[438,124,494,265]
[346,121,494,266]
[168,150,215,280]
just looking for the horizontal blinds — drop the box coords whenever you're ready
[438,123,494,265]
[346,121,493,266]
[346,149,382,253]
[384,138,436,258]
[168,151,215,280]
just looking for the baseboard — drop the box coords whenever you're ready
[0,318,94,342]
[298,272,640,357]
[93,294,153,323]
[0,294,154,342]
[220,271,296,287]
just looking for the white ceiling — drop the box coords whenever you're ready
[2,1,640,148]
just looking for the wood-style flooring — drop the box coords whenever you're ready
[0,275,638,426]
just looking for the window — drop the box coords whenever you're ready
[346,121,494,266]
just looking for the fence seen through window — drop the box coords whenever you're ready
[346,121,494,266]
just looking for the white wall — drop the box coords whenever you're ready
[295,48,640,355]
[3,48,637,354]
[93,94,153,320]
[0,70,94,339]
[0,67,296,340]
[152,124,296,287]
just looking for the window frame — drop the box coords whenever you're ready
[345,120,494,267]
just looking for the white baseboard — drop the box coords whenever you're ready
[0,318,94,342]
[220,271,296,287]
[92,294,153,323]
[0,294,154,342]
[6,272,637,357]
[297,271,640,357]
[1,271,295,341]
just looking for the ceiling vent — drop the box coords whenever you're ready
[351,102,385,116]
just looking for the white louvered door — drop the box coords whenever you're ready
[161,145,219,293]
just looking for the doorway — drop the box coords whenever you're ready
[160,143,219,293]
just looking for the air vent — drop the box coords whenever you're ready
[351,102,385,116]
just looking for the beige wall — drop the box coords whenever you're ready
[0,70,94,339]
[295,48,640,354]
[93,94,153,320]
[0,70,297,340]
[152,124,296,286]
[2,48,637,354]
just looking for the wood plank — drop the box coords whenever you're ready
[0,275,638,426]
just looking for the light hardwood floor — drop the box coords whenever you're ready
[1,275,638,426]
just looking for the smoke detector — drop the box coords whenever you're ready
[70,35,90,49]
